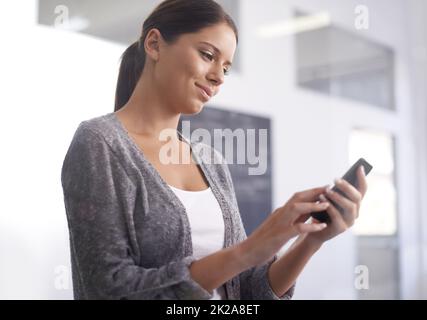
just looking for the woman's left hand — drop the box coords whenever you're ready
[305,166,368,245]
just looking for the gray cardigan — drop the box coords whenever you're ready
[61,112,295,300]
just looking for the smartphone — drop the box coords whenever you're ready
[311,158,373,223]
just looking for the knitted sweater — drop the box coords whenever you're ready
[61,112,295,300]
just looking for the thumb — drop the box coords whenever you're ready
[295,222,327,234]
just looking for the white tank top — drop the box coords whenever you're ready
[168,184,227,300]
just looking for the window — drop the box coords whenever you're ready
[349,128,399,299]
[349,129,397,236]
[295,11,395,110]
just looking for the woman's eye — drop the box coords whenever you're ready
[201,51,230,76]
[201,51,214,61]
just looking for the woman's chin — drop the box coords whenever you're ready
[182,103,204,115]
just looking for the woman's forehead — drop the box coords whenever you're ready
[179,25,237,58]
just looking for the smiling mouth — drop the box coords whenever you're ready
[196,85,211,101]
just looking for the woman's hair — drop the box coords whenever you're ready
[114,0,239,112]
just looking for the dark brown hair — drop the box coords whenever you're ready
[114,0,238,112]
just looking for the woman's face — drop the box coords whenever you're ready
[153,23,237,115]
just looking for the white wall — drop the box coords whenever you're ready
[0,3,123,299]
[0,0,424,299]
[406,0,427,299]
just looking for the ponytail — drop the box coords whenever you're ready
[114,39,146,112]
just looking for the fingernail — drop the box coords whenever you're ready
[361,166,365,175]
[322,202,330,208]
[320,223,327,228]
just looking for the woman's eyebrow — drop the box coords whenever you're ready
[198,41,233,67]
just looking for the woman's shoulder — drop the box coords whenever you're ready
[75,112,118,140]
[69,112,133,154]
[61,113,136,197]
[63,112,127,166]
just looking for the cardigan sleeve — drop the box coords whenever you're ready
[61,122,213,300]
[220,158,295,300]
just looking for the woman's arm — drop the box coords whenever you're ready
[267,234,321,297]
[188,188,331,296]
[189,244,252,294]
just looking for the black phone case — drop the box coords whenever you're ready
[311,158,373,223]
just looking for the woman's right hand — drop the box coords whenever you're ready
[237,186,330,268]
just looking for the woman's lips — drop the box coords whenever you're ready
[195,84,211,101]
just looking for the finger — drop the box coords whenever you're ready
[325,188,358,222]
[293,186,329,202]
[324,199,349,229]
[295,212,311,224]
[295,222,327,234]
[292,201,330,217]
[319,194,328,203]
[333,178,362,204]
[327,191,357,226]
[333,179,362,218]
[357,166,368,197]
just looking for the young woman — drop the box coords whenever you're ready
[61,0,367,300]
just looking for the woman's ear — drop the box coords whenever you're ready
[144,28,163,62]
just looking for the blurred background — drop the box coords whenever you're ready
[0,0,426,299]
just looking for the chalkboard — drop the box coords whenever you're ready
[179,106,272,236]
